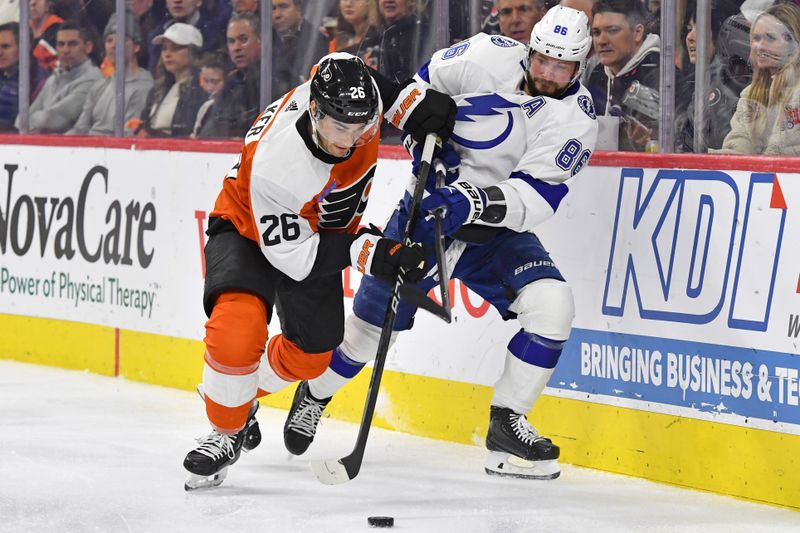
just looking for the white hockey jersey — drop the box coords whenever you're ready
[413,33,599,232]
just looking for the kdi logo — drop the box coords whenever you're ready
[602,168,786,331]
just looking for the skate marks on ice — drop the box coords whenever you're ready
[0,360,798,533]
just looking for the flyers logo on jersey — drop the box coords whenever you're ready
[391,88,421,127]
[318,166,376,229]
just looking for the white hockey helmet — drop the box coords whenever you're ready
[529,5,592,83]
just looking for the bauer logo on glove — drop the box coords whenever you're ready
[349,225,426,282]
[420,181,488,235]
[355,238,376,274]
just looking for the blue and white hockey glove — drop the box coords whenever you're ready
[419,181,488,236]
[404,134,461,192]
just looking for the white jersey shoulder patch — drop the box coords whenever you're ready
[419,33,528,96]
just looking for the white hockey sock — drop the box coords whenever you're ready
[256,349,293,395]
[309,367,353,400]
[491,351,555,414]
[308,314,397,399]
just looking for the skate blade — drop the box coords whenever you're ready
[184,467,229,491]
[484,451,561,480]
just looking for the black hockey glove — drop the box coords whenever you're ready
[405,88,457,143]
[350,225,427,282]
[387,83,457,143]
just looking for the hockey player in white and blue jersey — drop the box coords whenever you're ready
[283,7,598,480]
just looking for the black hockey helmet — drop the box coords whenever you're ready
[310,55,379,124]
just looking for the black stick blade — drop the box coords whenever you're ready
[398,283,452,323]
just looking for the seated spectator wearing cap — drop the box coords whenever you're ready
[198,12,260,138]
[271,0,328,98]
[717,3,800,154]
[30,0,64,72]
[138,22,208,136]
[146,0,227,72]
[17,20,102,133]
[67,14,154,136]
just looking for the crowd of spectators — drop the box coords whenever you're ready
[0,0,798,155]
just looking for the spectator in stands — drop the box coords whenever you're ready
[329,0,381,66]
[198,12,260,138]
[378,0,433,83]
[674,2,743,152]
[147,0,227,72]
[586,0,660,151]
[137,22,207,136]
[198,50,225,94]
[718,3,800,154]
[31,0,64,72]
[68,14,153,136]
[271,0,327,98]
[191,50,225,135]
[495,0,546,44]
[0,21,21,130]
[18,20,102,132]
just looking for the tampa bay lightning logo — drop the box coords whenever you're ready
[577,95,596,120]
[451,94,519,150]
[490,35,519,48]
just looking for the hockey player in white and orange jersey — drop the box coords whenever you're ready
[182,54,456,490]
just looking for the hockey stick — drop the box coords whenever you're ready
[398,160,452,323]
[310,133,439,485]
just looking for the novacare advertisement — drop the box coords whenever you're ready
[1,143,798,435]
[0,146,228,339]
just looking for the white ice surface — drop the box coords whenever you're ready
[1,360,798,533]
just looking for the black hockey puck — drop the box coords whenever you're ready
[367,516,394,528]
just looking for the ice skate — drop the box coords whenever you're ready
[284,381,331,456]
[183,428,247,491]
[484,406,561,480]
[196,384,262,452]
